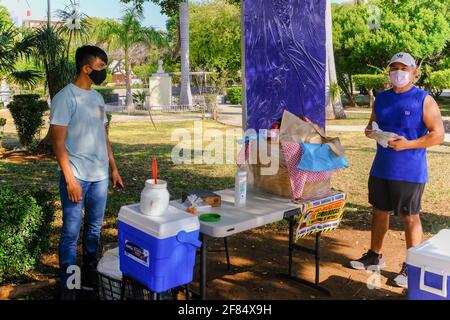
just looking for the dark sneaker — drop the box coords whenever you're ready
[350,250,386,270]
[81,265,98,292]
[392,263,408,289]
[60,288,77,300]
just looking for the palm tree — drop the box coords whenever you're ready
[96,7,166,107]
[25,2,89,153]
[179,0,192,106]
[120,0,193,106]
[325,0,346,119]
[56,0,91,60]
[0,18,42,91]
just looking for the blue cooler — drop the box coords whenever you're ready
[407,229,450,300]
[118,204,201,293]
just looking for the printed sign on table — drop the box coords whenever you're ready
[295,192,346,241]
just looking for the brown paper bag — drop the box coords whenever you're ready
[279,110,344,157]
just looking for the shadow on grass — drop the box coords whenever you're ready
[193,230,405,300]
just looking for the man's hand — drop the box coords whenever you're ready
[66,179,83,203]
[111,169,124,190]
[388,136,412,151]
[365,126,377,139]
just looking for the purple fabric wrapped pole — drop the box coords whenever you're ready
[244,0,326,130]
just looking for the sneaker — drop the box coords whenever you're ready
[81,265,98,292]
[60,288,77,300]
[392,263,408,289]
[350,250,386,270]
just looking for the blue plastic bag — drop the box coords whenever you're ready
[297,143,348,172]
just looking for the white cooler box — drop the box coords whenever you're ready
[407,229,450,300]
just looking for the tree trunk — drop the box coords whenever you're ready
[368,88,374,109]
[125,47,132,108]
[348,76,357,107]
[325,0,345,120]
[179,0,192,106]
[337,73,356,108]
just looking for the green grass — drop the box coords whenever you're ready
[327,112,370,126]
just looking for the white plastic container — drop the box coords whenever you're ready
[234,168,247,207]
[407,229,450,300]
[139,179,170,216]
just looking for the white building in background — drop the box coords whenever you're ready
[21,18,62,28]
[6,0,60,29]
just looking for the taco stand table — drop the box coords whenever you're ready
[170,189,342,300]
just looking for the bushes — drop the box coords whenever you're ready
[352,74,386,92]
[95,87,115,103]
[352,74,387,108]
[106,112,112,124]
[226,87,242,104]
[0,187,56,283]
[427,69,450,97]
[7,94,48,149]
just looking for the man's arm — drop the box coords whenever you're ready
[51,125,82,203]
[365,105,377,138]
[389,95,445,151]
[106,125,124,190]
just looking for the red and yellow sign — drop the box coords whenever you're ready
[296,192,346,241]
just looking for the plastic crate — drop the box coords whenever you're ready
[97,271,184,300]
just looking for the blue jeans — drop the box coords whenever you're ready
[58,174,109,288]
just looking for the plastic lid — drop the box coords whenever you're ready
[407,229,450,274]
[145,179,167,189]
[199,214,221,223]
[118,204,200,239]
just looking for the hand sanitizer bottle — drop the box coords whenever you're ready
[234,166,247,207]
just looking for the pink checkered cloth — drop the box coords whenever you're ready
[280,141,338,198]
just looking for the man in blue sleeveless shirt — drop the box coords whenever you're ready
[350,53,445,289]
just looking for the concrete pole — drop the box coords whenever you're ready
[47,0,51,27]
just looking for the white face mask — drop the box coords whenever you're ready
[390,70,411,88]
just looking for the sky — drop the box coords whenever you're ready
[0,0,350,31]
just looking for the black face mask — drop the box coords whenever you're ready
[88,68,107,85]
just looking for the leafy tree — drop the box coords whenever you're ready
[96,7,166,106]
[0,8,40,89]
[332,0,450,106]
[352,74,387,108]
[0,5,12,25]
[56,0,91,60]
[121,0,240,106]
[426,69,450,97]
[189,0,241,81]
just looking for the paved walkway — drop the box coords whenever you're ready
[110,113,210,123]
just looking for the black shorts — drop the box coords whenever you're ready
[368,175,426,216]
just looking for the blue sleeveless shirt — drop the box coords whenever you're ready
[370,86,430,183]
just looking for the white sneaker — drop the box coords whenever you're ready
[392,263,408,289]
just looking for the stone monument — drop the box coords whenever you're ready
[0,79,11,106]
[149,60,172,109]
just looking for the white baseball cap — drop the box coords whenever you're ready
[389,52,416,69]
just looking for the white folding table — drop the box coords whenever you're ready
[171,189,301,300]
